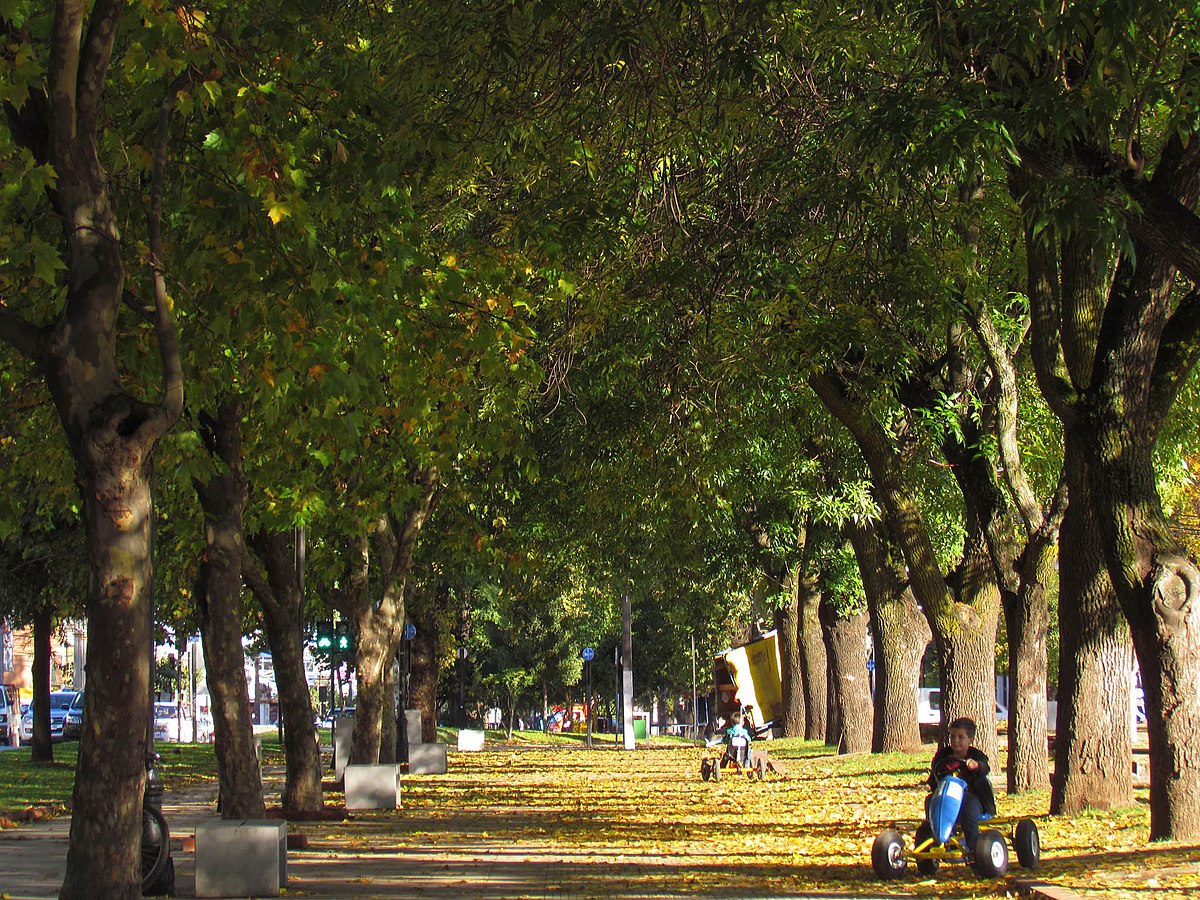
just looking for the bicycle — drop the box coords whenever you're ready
[141,753,174,895]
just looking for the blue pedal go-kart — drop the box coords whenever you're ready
[871,775,1041,879]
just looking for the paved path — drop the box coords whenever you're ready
[2,742,1196,899]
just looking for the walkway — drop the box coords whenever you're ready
[1,740,1196,899]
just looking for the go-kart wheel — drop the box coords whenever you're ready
[755,755,767,780]
[973,829,1009,877]
[711,759,721,782]
[700,759,712,781]
[913,822,939,875]
[1014,818,1040,869]
[871,830,908,880]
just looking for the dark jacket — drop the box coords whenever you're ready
[928,746,996,816]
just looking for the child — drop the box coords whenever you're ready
[927,717,996,854]
[725,708,755,767]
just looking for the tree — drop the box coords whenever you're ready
[903,0,1200,837]
[0,5,185,894]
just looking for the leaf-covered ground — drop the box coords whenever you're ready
[286,735,1200,899]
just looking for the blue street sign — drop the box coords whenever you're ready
[403,623,417,641]
[866,659,875,672]
[582,647,595,661]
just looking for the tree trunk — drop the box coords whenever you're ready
[963,290,1058,794]
[1052,443,1132,814]
[193,400,264,819]
[847,517,928,753]
[1082,405,1200,835]
[820,594,871,754]
[380,654,397,765]
[934,530,1003,765]
[798,573,827,741]
[743,514,804,736]
[61,456,158,900]
[346,469,438,763]
[1004,531,1054,794]
[409,605,444,743]
[773,566,805,738]
[29,607,53,762]
[0,8,185,895]
[350,601,402,764]
[812,373,999,761]
[244,532,323,813]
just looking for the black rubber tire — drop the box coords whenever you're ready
[1014,818,1040,869]
[754,755,767,780]
[141,805,171,892]
[700,759,712,781]
[913,822,939,875]
[711,759,721,782]
[972,829,1009,878]
[871,830,907,880]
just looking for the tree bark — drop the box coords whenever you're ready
[345,467,438,764]
[1003,532,1054,794]
[847,517,928,753]
[798,572,827,741]
[820,592,871,754]
[192,400,264,819]
[773,566,805,738]
[0,6,184,895]
[1052,440,1133,814]
[61,451,158,900]
[29,607,54,762]
[812,372,1000,761]
[965,298,1058,793]
[408,593,446,743]
[244,532,323,813]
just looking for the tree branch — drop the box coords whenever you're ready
[965,300,1044,535]
[142,71,191,443]
[74,0,125,145]
[0,305,44,359]
[1149,288,1200,432]
[47,0,84,157]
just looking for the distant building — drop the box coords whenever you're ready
[0,619,86,703]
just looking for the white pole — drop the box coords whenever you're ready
[622,593,635,750]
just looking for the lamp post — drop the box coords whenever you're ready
[457,646,467,727]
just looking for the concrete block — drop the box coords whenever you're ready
[404,709,422,747]
[344,763,401,810]
[334,718,355,779]
[408,742,447,774]
[194,819,286,898]
[458,728,485,751]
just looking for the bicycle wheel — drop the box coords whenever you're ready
[141,805,170,892]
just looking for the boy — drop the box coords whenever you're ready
[724,708,756,768]
[927,717,996,854]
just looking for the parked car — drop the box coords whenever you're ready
[0,684,20,743]
[21,690,79,743]
[918,687,942,725]
[153,701,193,743]
[61,690,85,739]
[918,687,1008,726]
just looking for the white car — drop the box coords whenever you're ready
[918,687,1007,725]
[918,687,941,725]
[153,701,196,743]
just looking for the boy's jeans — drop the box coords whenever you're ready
[957,792,983,852]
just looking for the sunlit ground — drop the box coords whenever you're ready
[266,734,1200,899]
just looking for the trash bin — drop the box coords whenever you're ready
[633,716,648,741]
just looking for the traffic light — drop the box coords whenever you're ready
[315,621,334,652]
[335,623,353,654]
